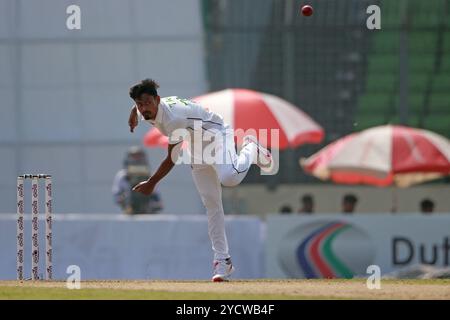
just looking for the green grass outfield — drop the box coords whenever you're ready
[0,286,314,300]
[1,279,449,300]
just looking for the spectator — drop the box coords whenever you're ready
[112,146,163,214]
[279,205,293,214]
[342,193,358,214]
[420,198,434,214]
[298,194,314,214]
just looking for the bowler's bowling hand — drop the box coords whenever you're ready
[128,105,139,133]
[132,180,155,195]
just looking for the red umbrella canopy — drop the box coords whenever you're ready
[144,88,324,149]
[301,125,450,187]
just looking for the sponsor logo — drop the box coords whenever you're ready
[392,236,450,266]
[278,220,375,278]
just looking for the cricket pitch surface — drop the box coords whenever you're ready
[1,279,449,300]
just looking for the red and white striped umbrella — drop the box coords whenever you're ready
[144,88,324,149]
[301,125,450,187]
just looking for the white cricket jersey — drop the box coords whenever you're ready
[141,96,226,144]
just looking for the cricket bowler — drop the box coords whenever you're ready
[128,79,273,281]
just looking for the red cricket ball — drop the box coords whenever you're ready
[301,5,314,17]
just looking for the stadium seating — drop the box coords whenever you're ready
[432,74,450,92]
[381,1,402,28]
[442,54,450,71]
[394,94,425,114]
[409,74,430,93]
[387,115,421,128]
[409,32,438,53]
[372,32,399,53]
[409,0,446,28]
[429,93,450,113]
[423,115,450,137]
[357,0,449,137]
[367,54,399,73]
[358,94,392,114]
[365,74,397,92]
[410,54,435,72]
[205,0,450,185]
[355,114,387,130]
[443,32,450,52]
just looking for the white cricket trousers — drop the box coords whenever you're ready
[191,133,257,260]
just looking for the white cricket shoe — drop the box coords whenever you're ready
[212,258,235,282]
[243,135,273,173]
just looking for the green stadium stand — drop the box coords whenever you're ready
[373,32,399,53]
[368,54,399,73]
[387,115,421,127]
[423,114,450,137]
[428,93,450,113]
[359,1,447,135]
[432,74,450,92]
[409,32,438,53]
[354,114,387,130]
[444,32,450,53]
[394,94,425,114]
[367,54,435,74]
[409,0,446,28]
[409,54,435,72]
[409,74,430,93]
[372,30,438,55]
[365,74,397,92]
[443,54,450,71]
[358,94,393,115]
[381,0,402,28]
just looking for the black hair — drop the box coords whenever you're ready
[343,194,357,204]
[420,198,434,210]
[301,194,313,203]
[280,205,293,213]
[129,79,160,100]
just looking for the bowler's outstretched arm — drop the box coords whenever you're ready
[128,105,139,132]
[132,142,180,195]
